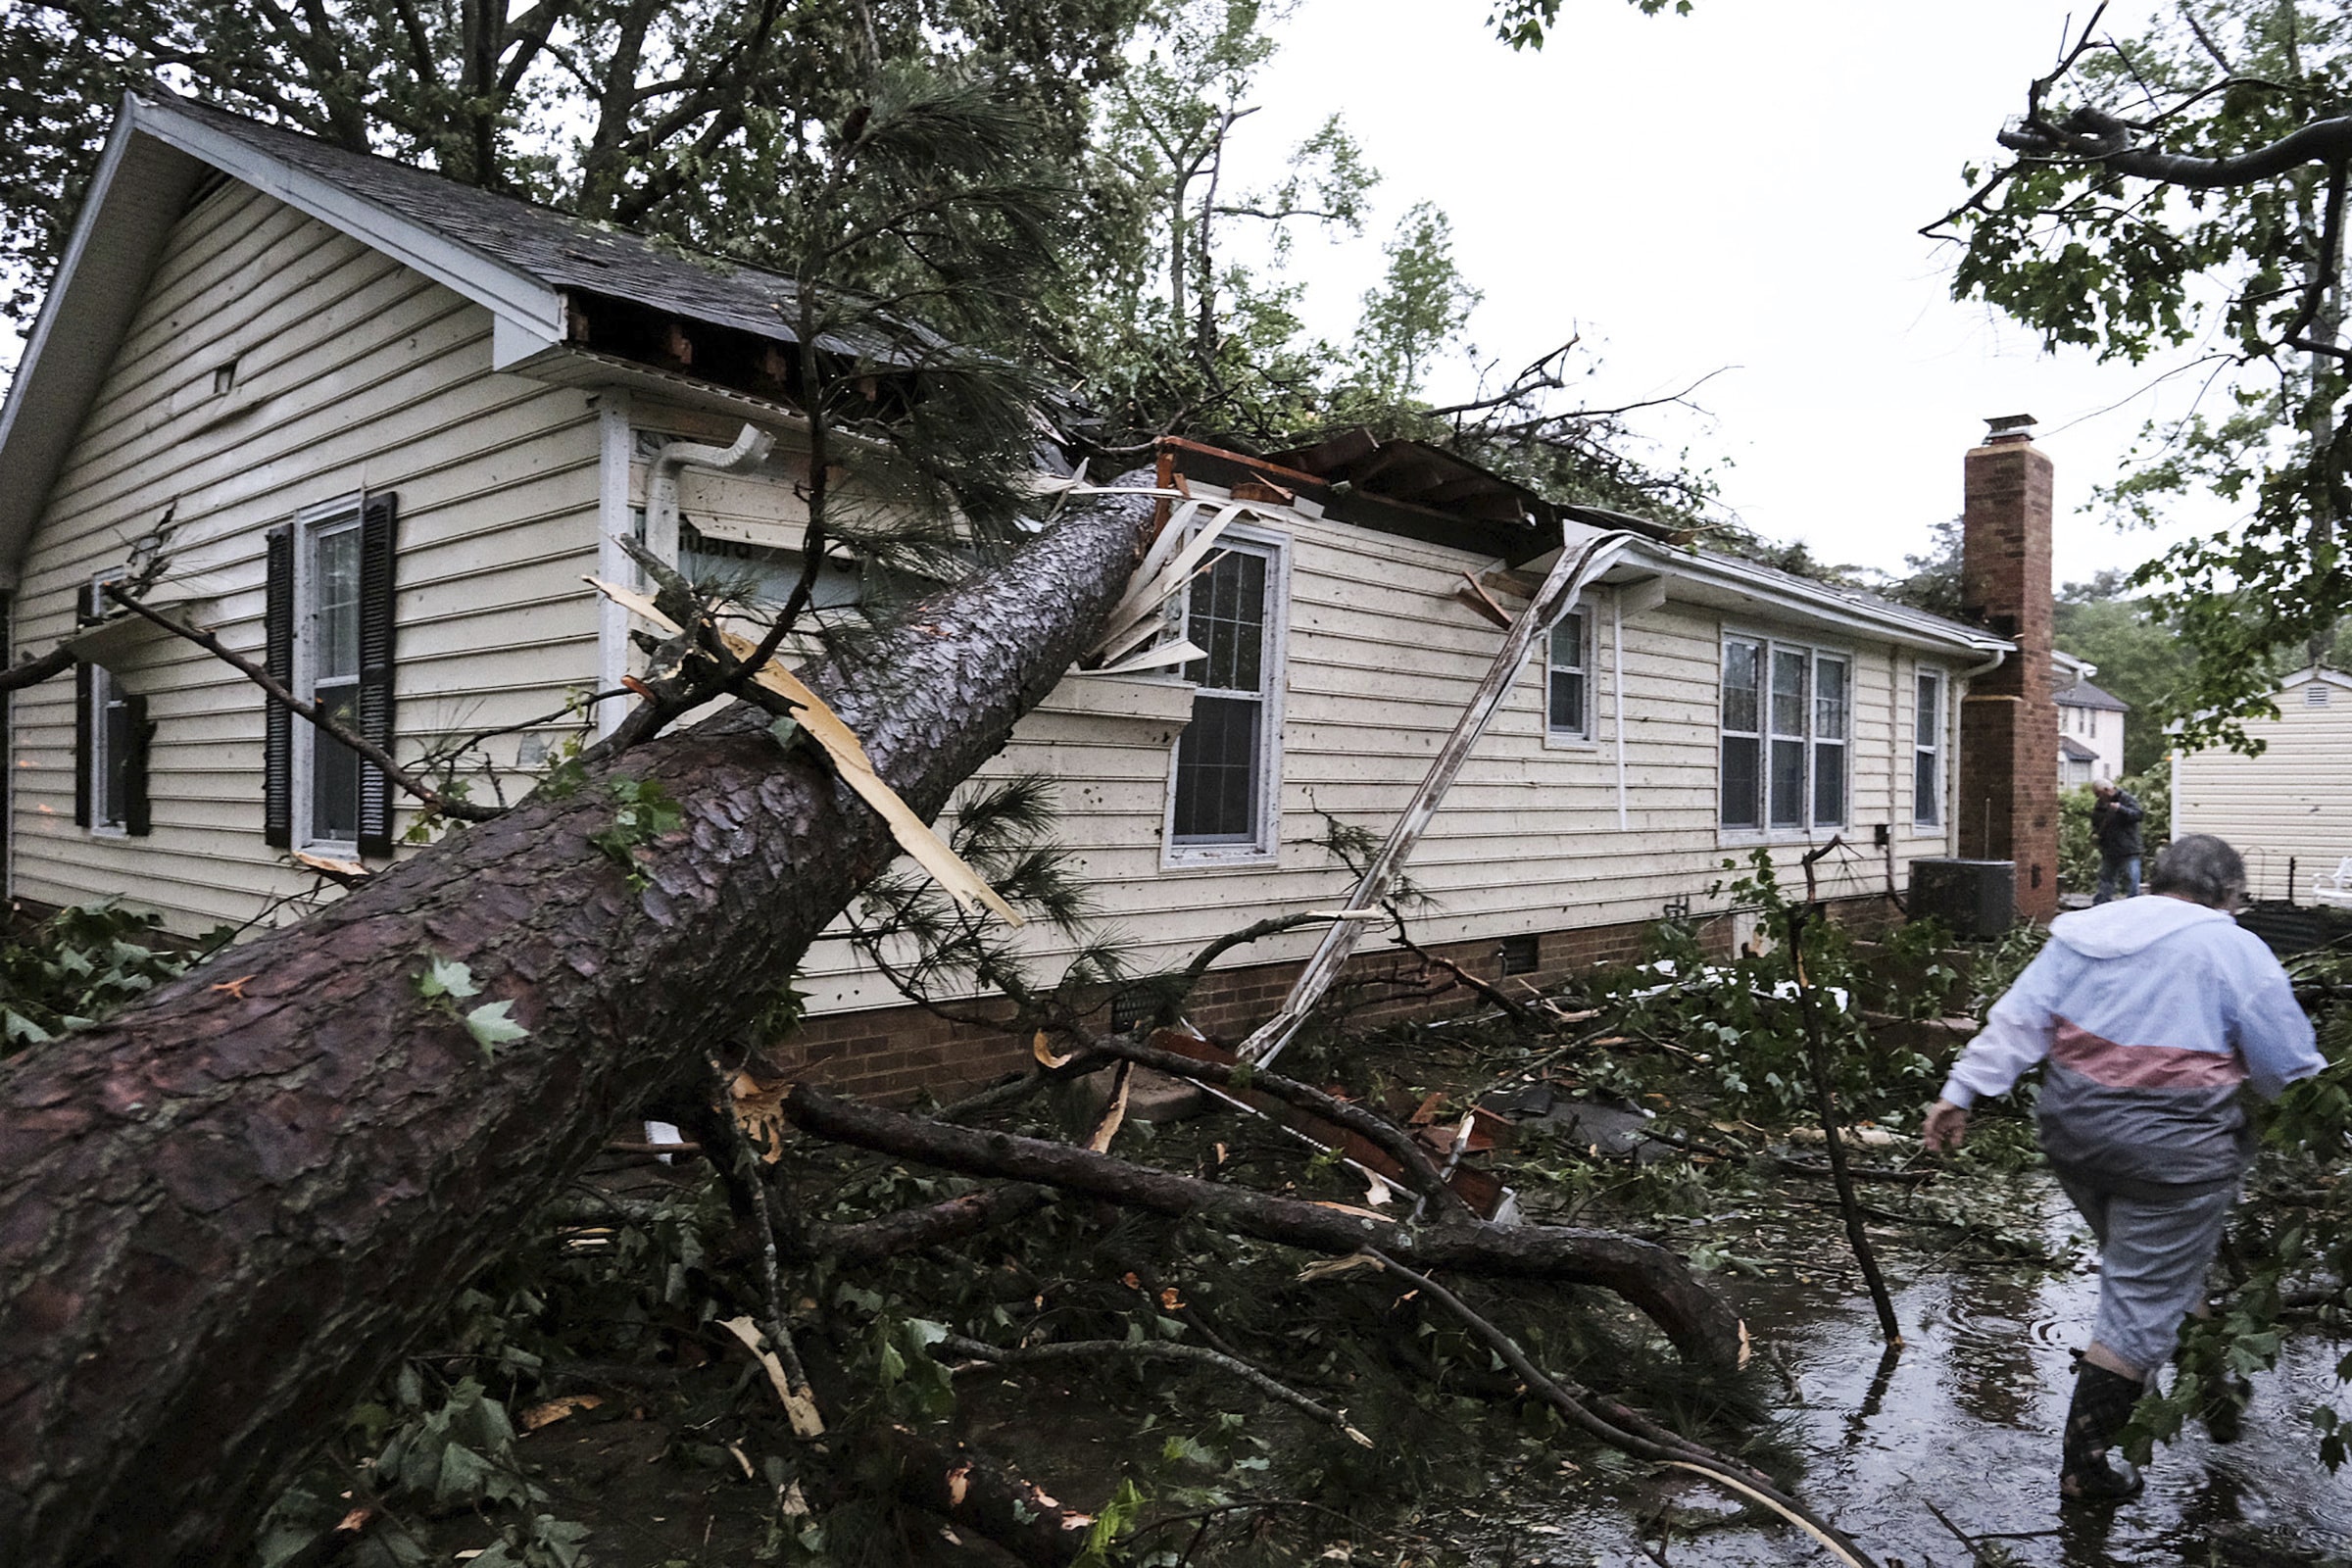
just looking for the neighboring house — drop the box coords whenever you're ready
[2172,667,2352,903]
[2051,653,2128,786]
[0,94,2022,1099]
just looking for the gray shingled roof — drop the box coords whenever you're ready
[173,99,916,363]
[2060,736,2099,761]
[2057,677,2130,712]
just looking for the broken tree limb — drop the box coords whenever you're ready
[1085,1032,1477,1222]
[873,1425,1095,1567]
[0,642,76,695]
[1360,1250,1877,1568]
[795,1183,1053,1266]
[99,582,504,823]
[1240,529,1642,1067]
[781,1084,1744,1366]
[938,1333,1371,1446]
[0,478,1162,1568]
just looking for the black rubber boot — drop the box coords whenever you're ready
[2061,1361,2146,1503]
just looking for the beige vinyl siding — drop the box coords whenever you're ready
[792,509,1960,1017]
[2173,675,2352,902]
[8,181,603,933]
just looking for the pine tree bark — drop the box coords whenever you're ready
[0,485,1161,1568]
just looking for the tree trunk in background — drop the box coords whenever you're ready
[0,485,1159,1568]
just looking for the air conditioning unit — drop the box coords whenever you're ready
[1909,858,2016,941]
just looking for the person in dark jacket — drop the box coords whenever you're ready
[2089,780,2144,903]
[1923,836,2321,1502]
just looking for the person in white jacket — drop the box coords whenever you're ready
[1922,835,2322,1503]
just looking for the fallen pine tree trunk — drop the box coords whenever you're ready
[0,485,1163,1568]
[783,1083,1745,1365]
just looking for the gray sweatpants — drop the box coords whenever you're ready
[2053,1169,2238,1378]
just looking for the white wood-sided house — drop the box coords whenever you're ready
[2173,667,2352,904]
[2052,651,2128,787]
[0,95,2020,1086]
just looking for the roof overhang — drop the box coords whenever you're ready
[0,93,565,586]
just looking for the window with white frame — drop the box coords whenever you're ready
[1544,609,1592,740]
[1914,667,1944,827]
[266,493,397,855]
[1720,634,1849,833]
[90,665,132,829]
[74,572,150,837]
[301,512,366,846]
[1169,534,1284,856]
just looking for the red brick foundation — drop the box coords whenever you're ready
[772,896,1899,1101]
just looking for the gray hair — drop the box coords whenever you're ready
[2147,834,2247,909]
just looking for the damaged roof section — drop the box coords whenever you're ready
[1160,432,2013,661]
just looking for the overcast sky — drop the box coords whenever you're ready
[2,2,2232,585]
[1225,0,2219,584]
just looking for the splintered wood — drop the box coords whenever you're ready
[589,577,1019,925]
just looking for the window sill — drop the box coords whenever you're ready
[1541,732,1600,752]
[88,824,129,840]
[1717,827,1849,849]
[1161,843,1280,871]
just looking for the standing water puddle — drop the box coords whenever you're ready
[1461,1178,2352,1566]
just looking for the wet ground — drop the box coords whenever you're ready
[1450,1178,2352,1567]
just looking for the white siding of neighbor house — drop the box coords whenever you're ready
[790,500,1969,1016]
[2057,694,2126,784]
[2173,673,2352,902]
[7,180,604,932]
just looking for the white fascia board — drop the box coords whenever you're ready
[0,103,189,578]
[130,95,565,358]
[1620,540,2012,659]
[2167,664,2352,733]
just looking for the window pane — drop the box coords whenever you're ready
[1721,640,1759,733]
[314,677,363,841]
[1814,742,1845,826]
[1813,657,1847,742]
[1770,737,1805,827]
[316,526,361,683]
[1549,612,1585,671]
[1173,695,1260,843]
[1548,669,1585,733]
[1721,735,1760,827]
[1183,550,1266,696]
[101,687,129,826]
[1915,748,1939,825]
[1771,647,1807,738]
[1915,673,1938,747]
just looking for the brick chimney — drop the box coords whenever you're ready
[1956,414,2059,921]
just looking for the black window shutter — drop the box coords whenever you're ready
[263,523,295,849]
[355,492,398,856]
[122,693,152,837]
[73,582,95,829]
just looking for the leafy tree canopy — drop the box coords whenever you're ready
[1938,0,2352,751]
[2053,575,2196,778]
[0,0,1152,319]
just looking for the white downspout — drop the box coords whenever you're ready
[643,423,778,569]
[1613,591,1628,831]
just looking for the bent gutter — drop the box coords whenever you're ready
[1241,530,1643,1072]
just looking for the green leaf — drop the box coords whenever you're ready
[465,1001,529,1056]
[417,956,479,1002]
